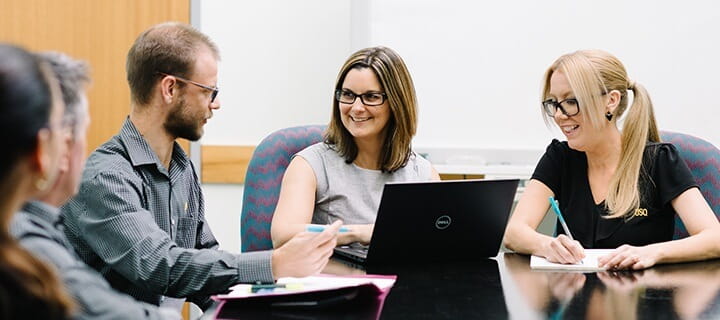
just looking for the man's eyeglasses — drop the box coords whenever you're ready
[157,72,219,103]
[542,98,580,117]
[335,89,387,106]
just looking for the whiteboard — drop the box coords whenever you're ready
[199,0,720,149]
[364,0,720,149]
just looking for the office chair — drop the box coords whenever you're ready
[240,125,326,252]
[660,131,720,239]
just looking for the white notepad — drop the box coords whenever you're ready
[530,249,616,271]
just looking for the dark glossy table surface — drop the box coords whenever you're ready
[208,254,720,319]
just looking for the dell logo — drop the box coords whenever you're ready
[435,215,451,230]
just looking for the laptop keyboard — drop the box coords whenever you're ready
[339,242,369,254]
[335,242,370,261]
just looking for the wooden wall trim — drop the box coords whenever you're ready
[201,145,255,184]
[0,0,190,156]
[199,145,484,184]
[439,174,485,180]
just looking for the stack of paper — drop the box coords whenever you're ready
[211,274,397,319]
[214,274,397,300]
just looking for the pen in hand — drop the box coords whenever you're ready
[549,196,584,264]
[306,224,351,233]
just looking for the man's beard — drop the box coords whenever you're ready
[164,97,203,141]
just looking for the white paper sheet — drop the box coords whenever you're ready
[530,249,616,272]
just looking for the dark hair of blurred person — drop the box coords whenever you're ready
[0,43,74,319]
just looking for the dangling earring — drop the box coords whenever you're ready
[605,111,613,121]
[35,177,49,191]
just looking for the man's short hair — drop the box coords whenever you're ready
[126,22,220,105]
[36,51,90,136]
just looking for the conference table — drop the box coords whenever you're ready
[208,253,720,319]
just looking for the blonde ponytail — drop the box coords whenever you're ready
[605,82,660,218]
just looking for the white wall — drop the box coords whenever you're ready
[196,0,720,251]
[200,184,243,252]
[197,0,354,252]
[199,0,353,145]
[366,0,720,149]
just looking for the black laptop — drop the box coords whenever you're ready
[333,179,519,266]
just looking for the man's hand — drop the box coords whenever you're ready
[271,221,342,278]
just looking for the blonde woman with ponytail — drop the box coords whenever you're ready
[504,50,720,270]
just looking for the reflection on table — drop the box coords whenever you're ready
[206,254,720,319]
[368,259,507,319]
[502,253,720,320]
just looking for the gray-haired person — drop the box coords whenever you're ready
[11,51,181,319]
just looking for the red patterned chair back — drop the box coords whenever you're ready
[661,131,720,239]
[240,125,326,252]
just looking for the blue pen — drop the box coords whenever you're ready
[549,196,583,263]
[306,224,351,233]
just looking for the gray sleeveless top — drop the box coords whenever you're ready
[295,142,433,225]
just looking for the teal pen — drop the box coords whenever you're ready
[306,224,351,233]
[549,196,583,263]
[248,283,304,293]
[549,197,575,240]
